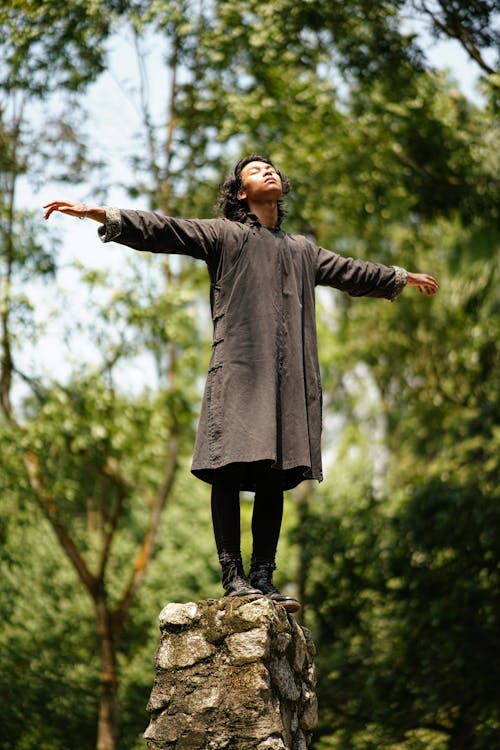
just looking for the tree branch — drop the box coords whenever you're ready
[24,451,99,596]
[112,423,179,631]
[96,458,130,581]
[420,0,496,76]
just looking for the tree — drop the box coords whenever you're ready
[0,0,127,418]
[413,0,499,76]
[300,64,499,750]
[0,3,174,749]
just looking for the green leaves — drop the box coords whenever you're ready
[0,0,120,95]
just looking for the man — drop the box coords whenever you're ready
[44,155,439,613]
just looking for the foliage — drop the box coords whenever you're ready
[0,0,125,420]
[0,0,126,95]
[0,448,219,750]
[0,503,100,750]
[307,165,498,750]
[305,466,500,748]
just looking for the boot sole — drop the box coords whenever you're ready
[277,599,301,614]
[224,591,262,598]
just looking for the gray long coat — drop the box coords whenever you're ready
[100,209,406,490]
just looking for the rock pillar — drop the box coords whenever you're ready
[144,597,317,750]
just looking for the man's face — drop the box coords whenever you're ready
[237,161,283,203]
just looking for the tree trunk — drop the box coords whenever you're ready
[1,169,16,420]
[449,712,475,750]
[95,593,119,750]
[0,305,14,418]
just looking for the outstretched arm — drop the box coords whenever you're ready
[43,201,223,264]
[315,245,440,301]
[43,200,105,223]
[406,271,440,296]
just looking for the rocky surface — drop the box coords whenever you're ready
[144,597,317,750]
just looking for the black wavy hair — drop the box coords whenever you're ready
[217,154,291,224]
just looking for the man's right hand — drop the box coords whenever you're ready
[43,201,106,223]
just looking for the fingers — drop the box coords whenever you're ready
[42,201,87,220]
[408,272,440,296]
[417,281,439,295]
[43,201,71,219]
[423,275,440,295]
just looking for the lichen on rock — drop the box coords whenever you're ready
[145,597,317,750]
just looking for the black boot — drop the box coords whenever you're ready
[248,559,301,613]
[221,555,262,598]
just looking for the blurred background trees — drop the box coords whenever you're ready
[0,1,498,749]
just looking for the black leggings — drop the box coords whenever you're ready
[211,463,284,562]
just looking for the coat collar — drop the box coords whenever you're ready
[244,212,282,230]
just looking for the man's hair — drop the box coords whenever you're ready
[217,154,291,224]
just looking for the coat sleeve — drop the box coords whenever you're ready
[98,208,222,265]
[314,245,407,301]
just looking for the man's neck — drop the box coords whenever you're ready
[247,200,279,229]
